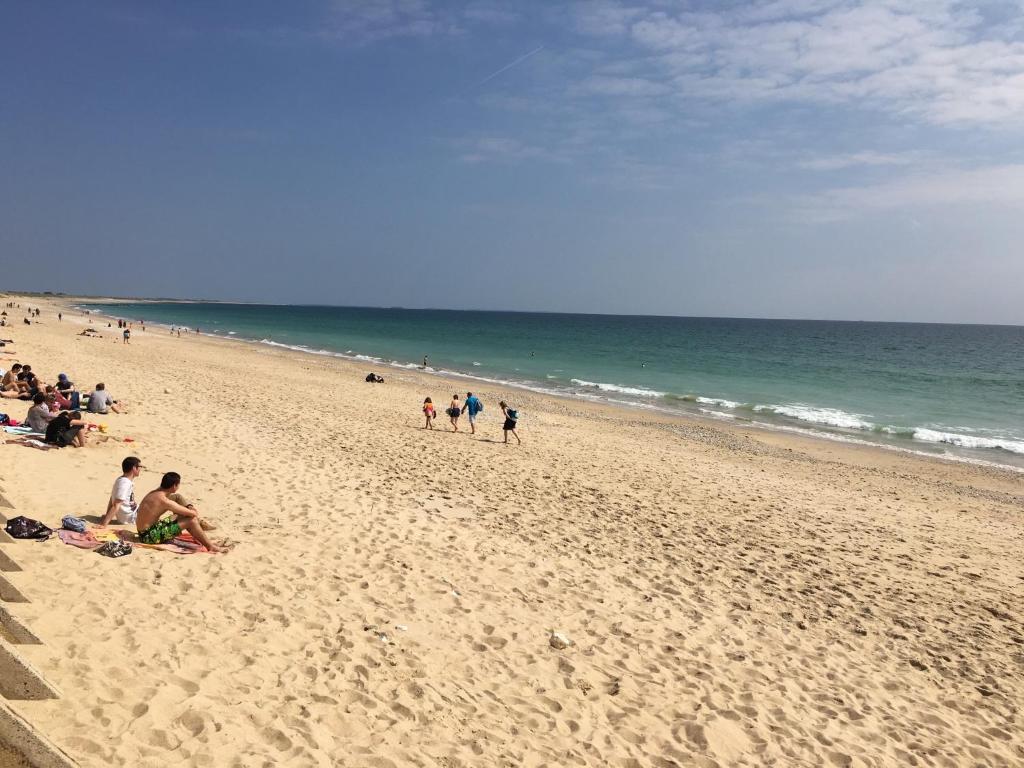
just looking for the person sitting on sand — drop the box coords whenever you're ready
[17,364,40,395]
[45,386,71,411]
[423,397,436,429]
[447,394,461,432]
[135,472,225,552]
[87,383,125,414]
[44,410,88,448]
[99,456,142,526]
[1,365,30,399]
[26,392,56,432]
[1,363,22,393]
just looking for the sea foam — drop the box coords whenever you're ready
[570,379,666,398]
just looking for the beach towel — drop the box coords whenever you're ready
[115,529,204,555]
[57,530,101,550]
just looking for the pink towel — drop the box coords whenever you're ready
[57,530,100,549]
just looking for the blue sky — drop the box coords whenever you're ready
[2,1,1023,323]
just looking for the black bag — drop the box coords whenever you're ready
[4,515,54,541]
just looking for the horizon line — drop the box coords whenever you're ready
[13,290,1018,329]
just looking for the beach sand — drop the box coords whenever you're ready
[1,295,1022,767]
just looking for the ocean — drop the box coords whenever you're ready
[80,302,1024,471]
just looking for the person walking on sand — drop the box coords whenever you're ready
[423,397,436,429]
[423,355,429,368]
[461,391,483,434]
[499,401,521,445]
[447,393,461,432]
[135,472,226,552]
[122,326,130,344]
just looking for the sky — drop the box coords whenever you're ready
[2,1,1023,324]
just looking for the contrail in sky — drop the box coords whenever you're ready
[476,45,545,88]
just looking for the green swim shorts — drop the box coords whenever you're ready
[139,517,182,545]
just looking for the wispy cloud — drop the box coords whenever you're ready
[321,0,458,43]
[457,136,562,164]
[796,151,923,171]
[574,1,1024,127]
[476,45,545,88]
[792,163,1024,221]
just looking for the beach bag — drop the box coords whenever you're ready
[0,413,8,425]
[61,515,87,533]
[4,516,53,541]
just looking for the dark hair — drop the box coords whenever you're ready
[69,411,81,420]
[122,456,141,473]
[424,397,432,403]
[11,363,21,371]
[467,392,473,397]
[452,394,459,399]
[32,393,45,405]
[22,365,31,372]
[95,383,105,390]
[160,472,181,490]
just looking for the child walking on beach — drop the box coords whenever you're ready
[499,401,521,445]
[447,394,461,432]
[423,397,436,430]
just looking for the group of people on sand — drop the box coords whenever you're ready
[422,391,521,444]
[3,308,230,553]
[2,362,128,447]
[100,456,226,552]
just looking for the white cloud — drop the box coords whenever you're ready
[797,151,921,171]
[582,1,1024,126]
[457,136,562,163]
[322,0,458,43]
[793,163,1024,220]
[463,1,520,26]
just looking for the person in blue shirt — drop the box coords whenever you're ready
[461,392,483,434]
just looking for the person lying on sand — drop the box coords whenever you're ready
[136,472,226,553]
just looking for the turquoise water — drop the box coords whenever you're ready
[82,302,1024,470]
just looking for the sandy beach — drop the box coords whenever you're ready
[1,294,1022,767]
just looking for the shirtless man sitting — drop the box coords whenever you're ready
[135,472,226,553]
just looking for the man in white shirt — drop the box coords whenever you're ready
[100,456,143,525]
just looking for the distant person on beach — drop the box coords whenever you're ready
[423,397,436,429]
[122,327,130,344]
[87,383,125,414]
[447,394,461,431]
[100,456,142,526]
[461,392,483,434]
[44,409,88,448]
[423,355,429,368]
[135,472,225,552]
[499,401,521,445]
[58,312,62,322]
